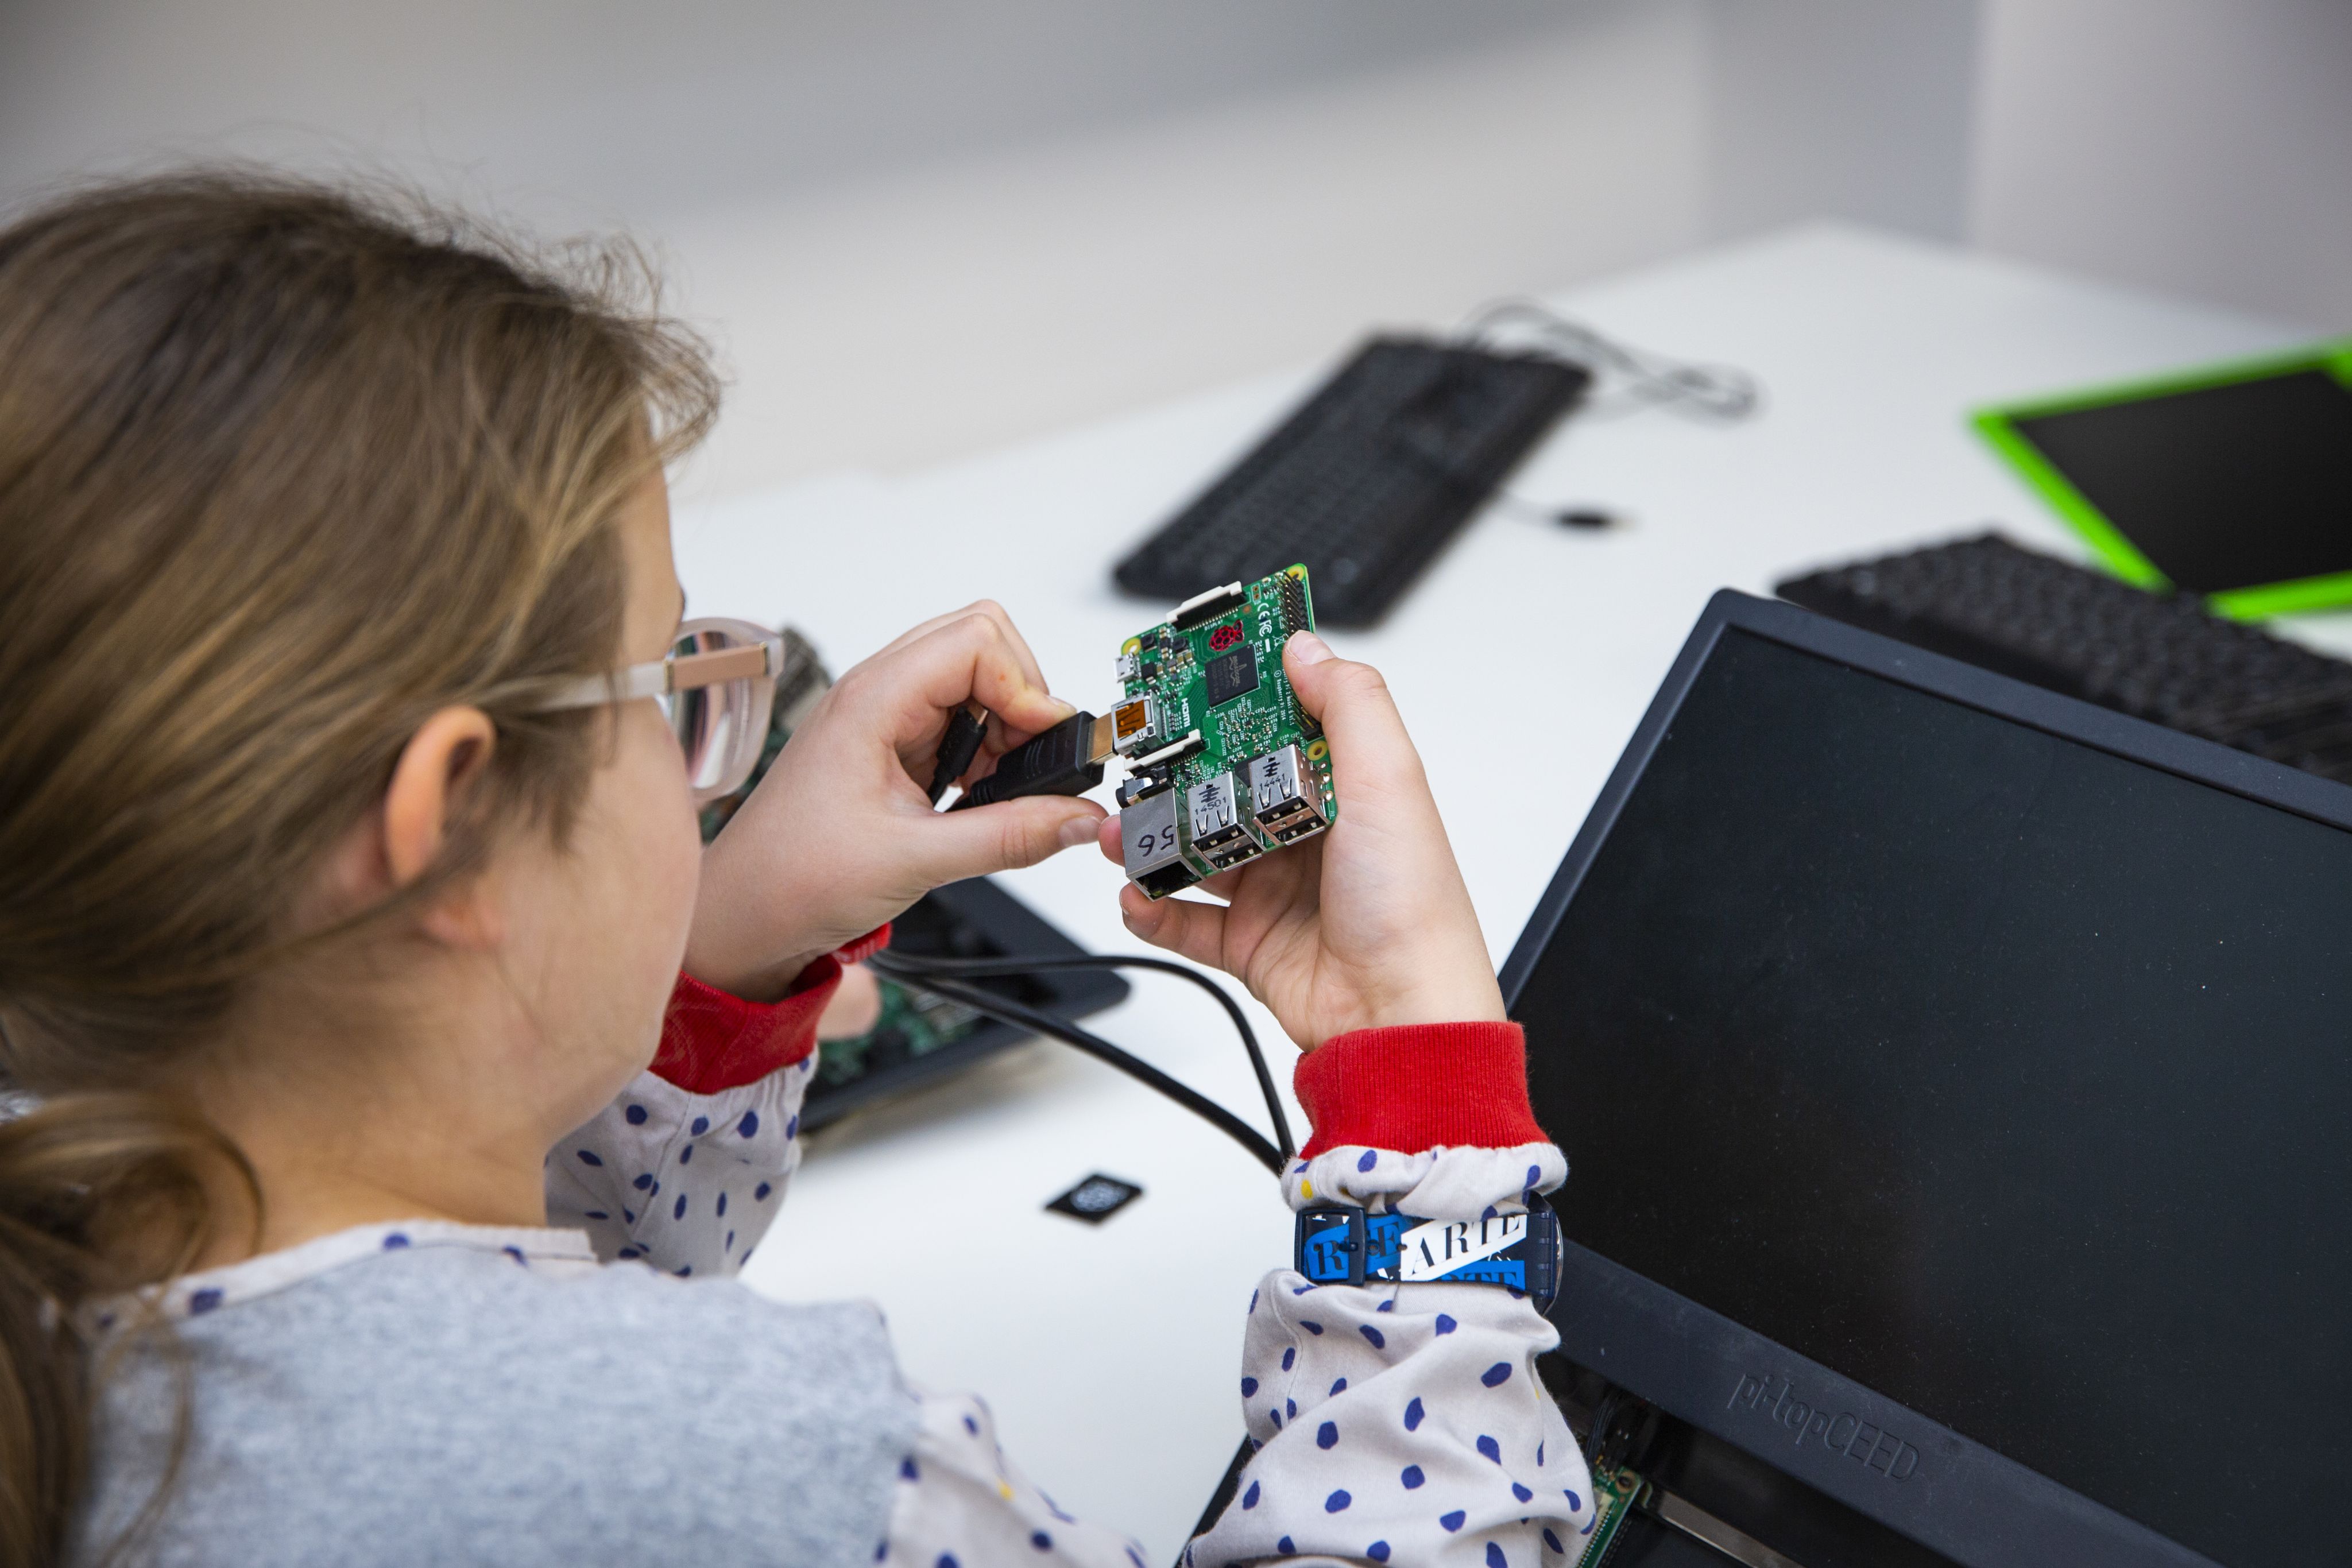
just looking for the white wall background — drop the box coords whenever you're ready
[0,0,2344,496]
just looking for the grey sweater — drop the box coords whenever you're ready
[74,1235,916,1567]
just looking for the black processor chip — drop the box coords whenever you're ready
[1205,645,1259,708]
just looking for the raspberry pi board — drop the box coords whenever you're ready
[1114,564,1337,899]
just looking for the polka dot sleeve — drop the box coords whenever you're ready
[542,938,884,1279]
[878,1392,1162,1568]
[543,1056,817,1278]
[1185,1143,1594,1568]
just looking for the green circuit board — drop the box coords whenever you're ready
[1572,1464,1648,1568]
[1113,564,1337,899]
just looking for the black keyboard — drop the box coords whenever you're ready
[1778,532,2352,784]
[1113,336,1589,626]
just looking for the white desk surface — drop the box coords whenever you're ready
[674,223,2315,1557]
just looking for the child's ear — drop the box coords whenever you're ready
[382,707,503,950]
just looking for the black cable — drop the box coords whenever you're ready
[1459,298,1761,423]
[865,958,1287,1175]
[866,951,1294,1162]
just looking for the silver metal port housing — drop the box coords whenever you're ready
[1186,772,1262,869]
[1246,744,1329,843]
[1120,787,1196,899]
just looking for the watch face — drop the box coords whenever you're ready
[1046,1174,1143,1224]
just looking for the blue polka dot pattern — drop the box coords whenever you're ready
[679,1146,693,1165]
[963,1414,980,1435]
[1241,1481,1260,1510]
[1368,1543,1391,1562]
[674,1194,688,1220]
[716,1191,728,1217]
[937,1555,958,1568]
[1487,1543,1508,1568]
[874,1540,887,1562]
[1328,1378,1347,1395]
[633,1173,655,1191]
[1286,1399,1297,1419]
[1360,1325,1386,1349]
[1241,1377,1258,1396]
[575,1149,602,1166]
[674,1265,691,1277]
[1511,1482,1533,1503]
[1526,1163,1540,1188]
[1537,1441,1545,1466]
[1300,1320,1324,1335]
[900,1456,919,1481]
[1324,1489,1351,1513]
[1376,1298,1395,1313]
[786,1115,799,1139]
[1269,1409,1282,1430]
[1477,1435,1502,1462]
[690,1116,709,1135]
[1031,1532,1052,1551]
[1281,1347,1295,1371]
[1562,1489,1581,1511]
[585,1211,608,1221]
[625,1105,648,1125]
[1278,1538,1295,1555]
[1357,1149,1378,1172]
[1544,1528,1564,1553]
[1482,1362,1512,1387]
[1435,1313,1458,1334]
[1404,1397,1425,1431]
[1440,1510,1465,1532]
[1316,1421,1338,1450]
[382,1234,410,1250]
[756,1183,772,1200]
[188,1287,224,1314]
[1401,1465,1425,1489]
[503,1246,526,1266]
[737,1110,759,1137]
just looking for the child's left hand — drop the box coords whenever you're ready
[682,602,1105,1001]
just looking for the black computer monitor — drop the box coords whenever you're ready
[1501,591,2352,1568]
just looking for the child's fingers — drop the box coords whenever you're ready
[854,611,1071,753]
[871,599,1050,696]
[1117,882,1232,970]
[915,794,1105,884]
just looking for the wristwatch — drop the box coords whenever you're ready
[1294,1197,1562,1313]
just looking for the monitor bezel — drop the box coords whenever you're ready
[1500,589,2352,1568]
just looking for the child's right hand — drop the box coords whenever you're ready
[685,602,1105,1001]
[1097,632,1505,1050]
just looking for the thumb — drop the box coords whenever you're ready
[913,795,1107,884]
[1282,632,1418,787]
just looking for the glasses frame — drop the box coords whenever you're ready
[528,616,784,803]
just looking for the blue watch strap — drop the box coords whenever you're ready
[1294,1198,1561,1311]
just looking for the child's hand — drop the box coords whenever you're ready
[684,603,1105,1001]
[1096,632,1504,1048]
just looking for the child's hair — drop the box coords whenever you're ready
[0,170,719,1563]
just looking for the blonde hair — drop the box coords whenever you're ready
[0,171,719,1563]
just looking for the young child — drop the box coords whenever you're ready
[0,174,1592,1567]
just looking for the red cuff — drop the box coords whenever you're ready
[1293,1020,1548,1158]
[651,924,892,1095]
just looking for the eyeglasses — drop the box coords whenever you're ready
[528,617,784,804]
